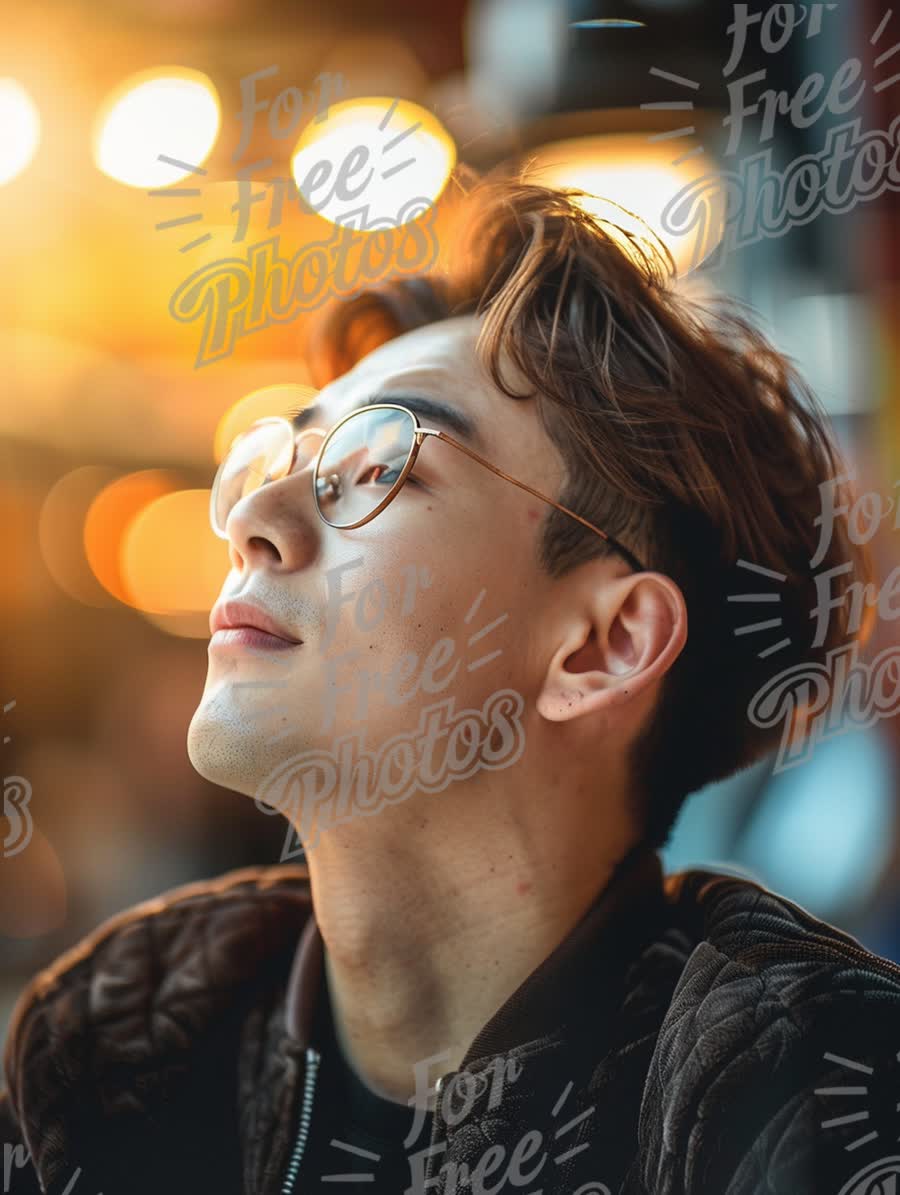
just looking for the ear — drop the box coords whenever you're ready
[535,571,687,724]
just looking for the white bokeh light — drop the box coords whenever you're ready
[290,97,455,228]
[93,68,221,188]
[0,79,41,187]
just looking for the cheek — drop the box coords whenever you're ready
[335,575,507,714]
[318,524,526,700]
[349,562,439,650]
[315,547,451,721]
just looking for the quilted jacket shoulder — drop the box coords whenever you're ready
[627,869,900,1194]
[1,865,313,1195]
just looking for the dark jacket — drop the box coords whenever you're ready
[3,843,900,1195]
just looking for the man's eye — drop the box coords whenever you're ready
[357,465,422,488]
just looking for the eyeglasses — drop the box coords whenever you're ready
[210,403,646,573]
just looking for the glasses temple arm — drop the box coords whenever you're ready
[421,429,646,574]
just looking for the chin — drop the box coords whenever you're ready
[185,705,247,794]
[186,709,224,786]
[186,698,318,805]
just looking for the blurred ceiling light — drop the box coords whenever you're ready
[121,489,229,618]
[214,383,317,464]
[0,78,41,187]
[522,132,723,277]
[84,470,183,605]
[93,67,220,188]
[569,18,646,27]
[290,97,455,228]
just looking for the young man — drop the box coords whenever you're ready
[3,180,899,1195]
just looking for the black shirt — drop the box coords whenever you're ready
[294,984,435,1194]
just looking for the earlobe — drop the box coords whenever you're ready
[535,675,620,722]
[535,572,686,725]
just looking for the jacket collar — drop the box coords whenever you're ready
[283,841,667,1065]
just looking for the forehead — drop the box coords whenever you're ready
[315,315,551,476]
[323,315,484,410]
[308,315,561,492]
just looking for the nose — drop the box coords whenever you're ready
[224,443,323,573]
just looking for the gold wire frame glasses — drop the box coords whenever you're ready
[210,403,646,574]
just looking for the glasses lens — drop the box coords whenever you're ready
[315,407,415,528]
[212,420,322,535]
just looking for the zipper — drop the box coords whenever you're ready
[280,1046,322,1195]
[279,1052,456,1194]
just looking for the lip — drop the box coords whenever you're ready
[210,599,303,645]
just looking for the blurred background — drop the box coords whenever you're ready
[1,0,899,1052]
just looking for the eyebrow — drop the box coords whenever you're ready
[291,392,482,449]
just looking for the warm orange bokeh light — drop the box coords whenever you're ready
[214,382,318,463]
[120,489,230,625]
[84,470,183,606]
[522,132,723,277]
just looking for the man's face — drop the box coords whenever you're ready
[187,314,565,841]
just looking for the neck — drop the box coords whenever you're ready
[301,766,637,1105]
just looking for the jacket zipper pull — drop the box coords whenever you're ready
[421,1070,456,1189]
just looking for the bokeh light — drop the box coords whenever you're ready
[84,470,184,605]
[522,133,724,277]
[0,78,41,187]
[93,67,221,188]
[214,383,318,464]
[290,96,455,227]
[120,489,229,622]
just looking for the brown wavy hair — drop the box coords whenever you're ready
[303,175,874,850]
